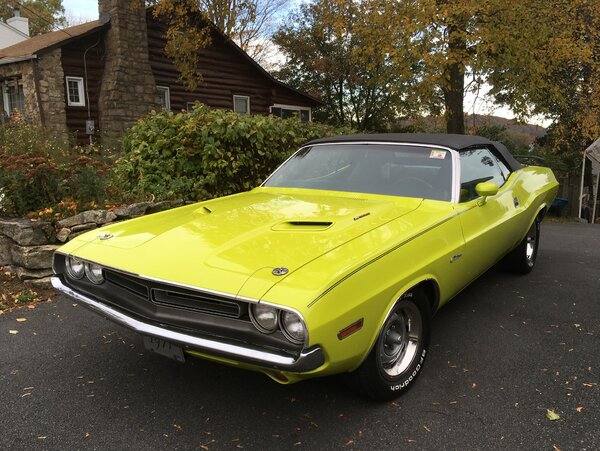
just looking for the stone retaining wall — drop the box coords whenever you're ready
[0,200,183,289]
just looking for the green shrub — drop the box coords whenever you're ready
[0,119,113,216]
[117,105,356,201]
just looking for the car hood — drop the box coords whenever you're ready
[62,187,422,300]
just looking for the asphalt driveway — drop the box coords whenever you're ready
[1,222,599,450]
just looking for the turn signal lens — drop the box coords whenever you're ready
[280,310,306,344]
[66,256,85,279]
[250,304,279,333]
[84,262,104,284]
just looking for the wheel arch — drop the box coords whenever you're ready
[350,276,439,372]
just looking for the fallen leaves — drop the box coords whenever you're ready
[546,409,560,421]
[576,407,584,413]
[16,318,27,322]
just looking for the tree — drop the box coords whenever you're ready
[142,0,289,90]
[199,0,290,65]
[486,0,600,150]
[413,0,599,137]
[0,0,66,36]
[273,0,425,130]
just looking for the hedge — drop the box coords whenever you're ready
[116,105,356,201]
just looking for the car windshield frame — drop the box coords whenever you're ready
[262,142,460,202]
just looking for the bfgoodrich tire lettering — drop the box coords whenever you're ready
[346,287,431,401]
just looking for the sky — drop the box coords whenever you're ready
[61,0,548,126]
[63,0,98,22]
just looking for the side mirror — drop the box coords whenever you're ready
[475,181,499,205]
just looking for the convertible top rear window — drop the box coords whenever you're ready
[264,144,453,201]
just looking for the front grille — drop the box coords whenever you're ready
[104,270,148,299]
[152,288,241,317]
[103,269,245,319]
[53,252,303,353]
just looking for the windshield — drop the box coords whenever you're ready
[264,143,453,201]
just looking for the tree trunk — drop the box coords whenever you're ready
[443,61,465,134]
[443,21,466,134]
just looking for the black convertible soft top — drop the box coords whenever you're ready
[306,133,523,172]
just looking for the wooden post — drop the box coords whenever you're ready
[578,150,586,220]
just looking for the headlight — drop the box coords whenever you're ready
[279,310,306,345]
[84,262,105,284]
[66,256,85,279]
[250,304,279,333]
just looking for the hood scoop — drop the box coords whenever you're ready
[272,220,333,231]
[195,206,212,215]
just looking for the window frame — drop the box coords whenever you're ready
[65,76,85,107]
[233,95,250,114]
[1,79,25,116]
[270,103,312,122]
[157,86,171,110]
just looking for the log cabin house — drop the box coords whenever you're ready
[0,0,320,146]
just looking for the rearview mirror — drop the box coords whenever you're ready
[475,181,499,205]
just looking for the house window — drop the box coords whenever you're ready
[65,76,85,107]
[270,104,311,122]
[233,95,250,114]
[157,86,171,110]
[2,79,25,116]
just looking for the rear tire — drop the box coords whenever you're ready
[502,218,540,274]
[346,287,431,401]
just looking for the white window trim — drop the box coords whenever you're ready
[2,82,11,115]
[233,95,250,114]
[65,76,85,107]
[270,103,312,121]
[157,86,171,110]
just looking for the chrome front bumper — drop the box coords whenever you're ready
[51,276,325,373]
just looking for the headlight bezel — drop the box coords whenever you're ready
[279,310,307,345]
[249,303,279,334]
[65,255,85,280]
[83,261,105,284]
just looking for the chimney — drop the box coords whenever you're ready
[7,8,30,37]
[97,0,159,146]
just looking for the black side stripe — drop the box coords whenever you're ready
[307,215,456,308]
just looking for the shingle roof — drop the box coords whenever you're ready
[0,20,107,59]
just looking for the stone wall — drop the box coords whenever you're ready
[0,200,183,289]
[98,0,159,147]
[0,218,58,289]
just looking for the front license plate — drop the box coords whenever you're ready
[143,336,185,363]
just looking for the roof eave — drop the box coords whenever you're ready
[0,54,37,66]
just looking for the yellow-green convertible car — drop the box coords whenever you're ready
[52,134,558,400]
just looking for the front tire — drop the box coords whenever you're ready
[346,287,431,401]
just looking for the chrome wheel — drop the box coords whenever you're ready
[525,225,537,261]
[379,302,423,377]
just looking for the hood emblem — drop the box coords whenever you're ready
[98,233,114,241]
[272,267,289,276]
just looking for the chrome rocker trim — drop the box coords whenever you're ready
[51,276,324,373]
